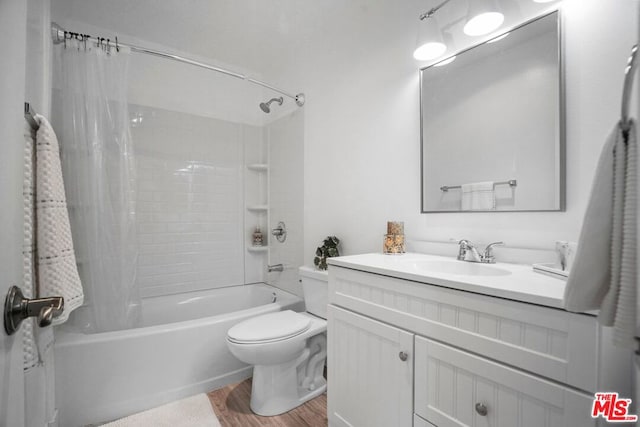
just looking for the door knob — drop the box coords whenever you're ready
[399,351,408,361]
[4,286,64,335]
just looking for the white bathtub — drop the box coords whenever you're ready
[54,283,304,427]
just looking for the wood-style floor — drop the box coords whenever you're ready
[207,378,327,427]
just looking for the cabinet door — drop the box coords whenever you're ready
[328,305,413,427]
[414,336,595,427]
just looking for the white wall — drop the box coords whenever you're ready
[270,0,640,263]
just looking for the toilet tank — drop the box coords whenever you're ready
[299,266,328,319]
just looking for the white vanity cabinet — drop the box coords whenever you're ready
[327,261,628,427]
[327,305,414,427]
[414,337,593,427]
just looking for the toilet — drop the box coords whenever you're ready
[226,266,328,416]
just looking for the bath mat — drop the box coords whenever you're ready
[102,393,221,427]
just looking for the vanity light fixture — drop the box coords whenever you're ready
[413,15,447,60]
[463,0,505,36]
[414,0,506,61]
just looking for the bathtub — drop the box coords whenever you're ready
[54,283,304,427]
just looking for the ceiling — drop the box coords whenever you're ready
[51,0,363,77]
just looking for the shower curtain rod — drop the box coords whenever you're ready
[50,23,305,107]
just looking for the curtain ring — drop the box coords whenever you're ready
[106,38,111,55]
[115,36,119,53]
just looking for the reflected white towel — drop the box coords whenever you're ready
[461,181,495,210]
[34,115,83,324]
[564,121,636,348]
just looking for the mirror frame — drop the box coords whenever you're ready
[419,10,566,213]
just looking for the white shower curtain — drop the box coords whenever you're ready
[52,40,140,333]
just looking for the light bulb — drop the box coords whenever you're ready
[414,42,447,61]
[464,12,504,36]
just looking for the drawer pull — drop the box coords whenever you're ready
[475,403,488,416]
[399,351,408,361]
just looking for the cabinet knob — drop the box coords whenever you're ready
[475,403,488,416]
[398,351,408,361]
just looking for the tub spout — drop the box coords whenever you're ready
[267,264,284,273]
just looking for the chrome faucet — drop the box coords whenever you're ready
[456,240,505,264]
[481,241,505,264]
[457,240,481,262]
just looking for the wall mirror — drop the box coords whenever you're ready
[420,11,564,213]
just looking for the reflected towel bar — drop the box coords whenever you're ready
[621,44,638,131]
[440,179,517,192]
[24,102,38,131]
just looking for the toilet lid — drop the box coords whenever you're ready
[227,310,311,343]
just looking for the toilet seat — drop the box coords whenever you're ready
[227,310,312,344]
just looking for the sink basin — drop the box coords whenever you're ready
[405,260,512,277]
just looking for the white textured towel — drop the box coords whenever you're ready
[564,121,637,348]
[103,394,221,427]
[461,181,496,210]
[23,123,39,369]
[33,114,83,324]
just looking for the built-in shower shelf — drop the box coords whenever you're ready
[247,164,268,172]
[247,246,268,253]
[247,205,269,212]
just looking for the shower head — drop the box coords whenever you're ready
[259,97,284,113]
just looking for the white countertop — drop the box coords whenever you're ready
[328,252,569,309]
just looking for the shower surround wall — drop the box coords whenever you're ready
[266,110,305,296]
[131,104,257,297]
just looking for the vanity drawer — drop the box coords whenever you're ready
[414,336,595,427]
[329,266,599,392]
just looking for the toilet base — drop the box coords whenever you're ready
[250,334,327,416]
[250,366,327,416]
